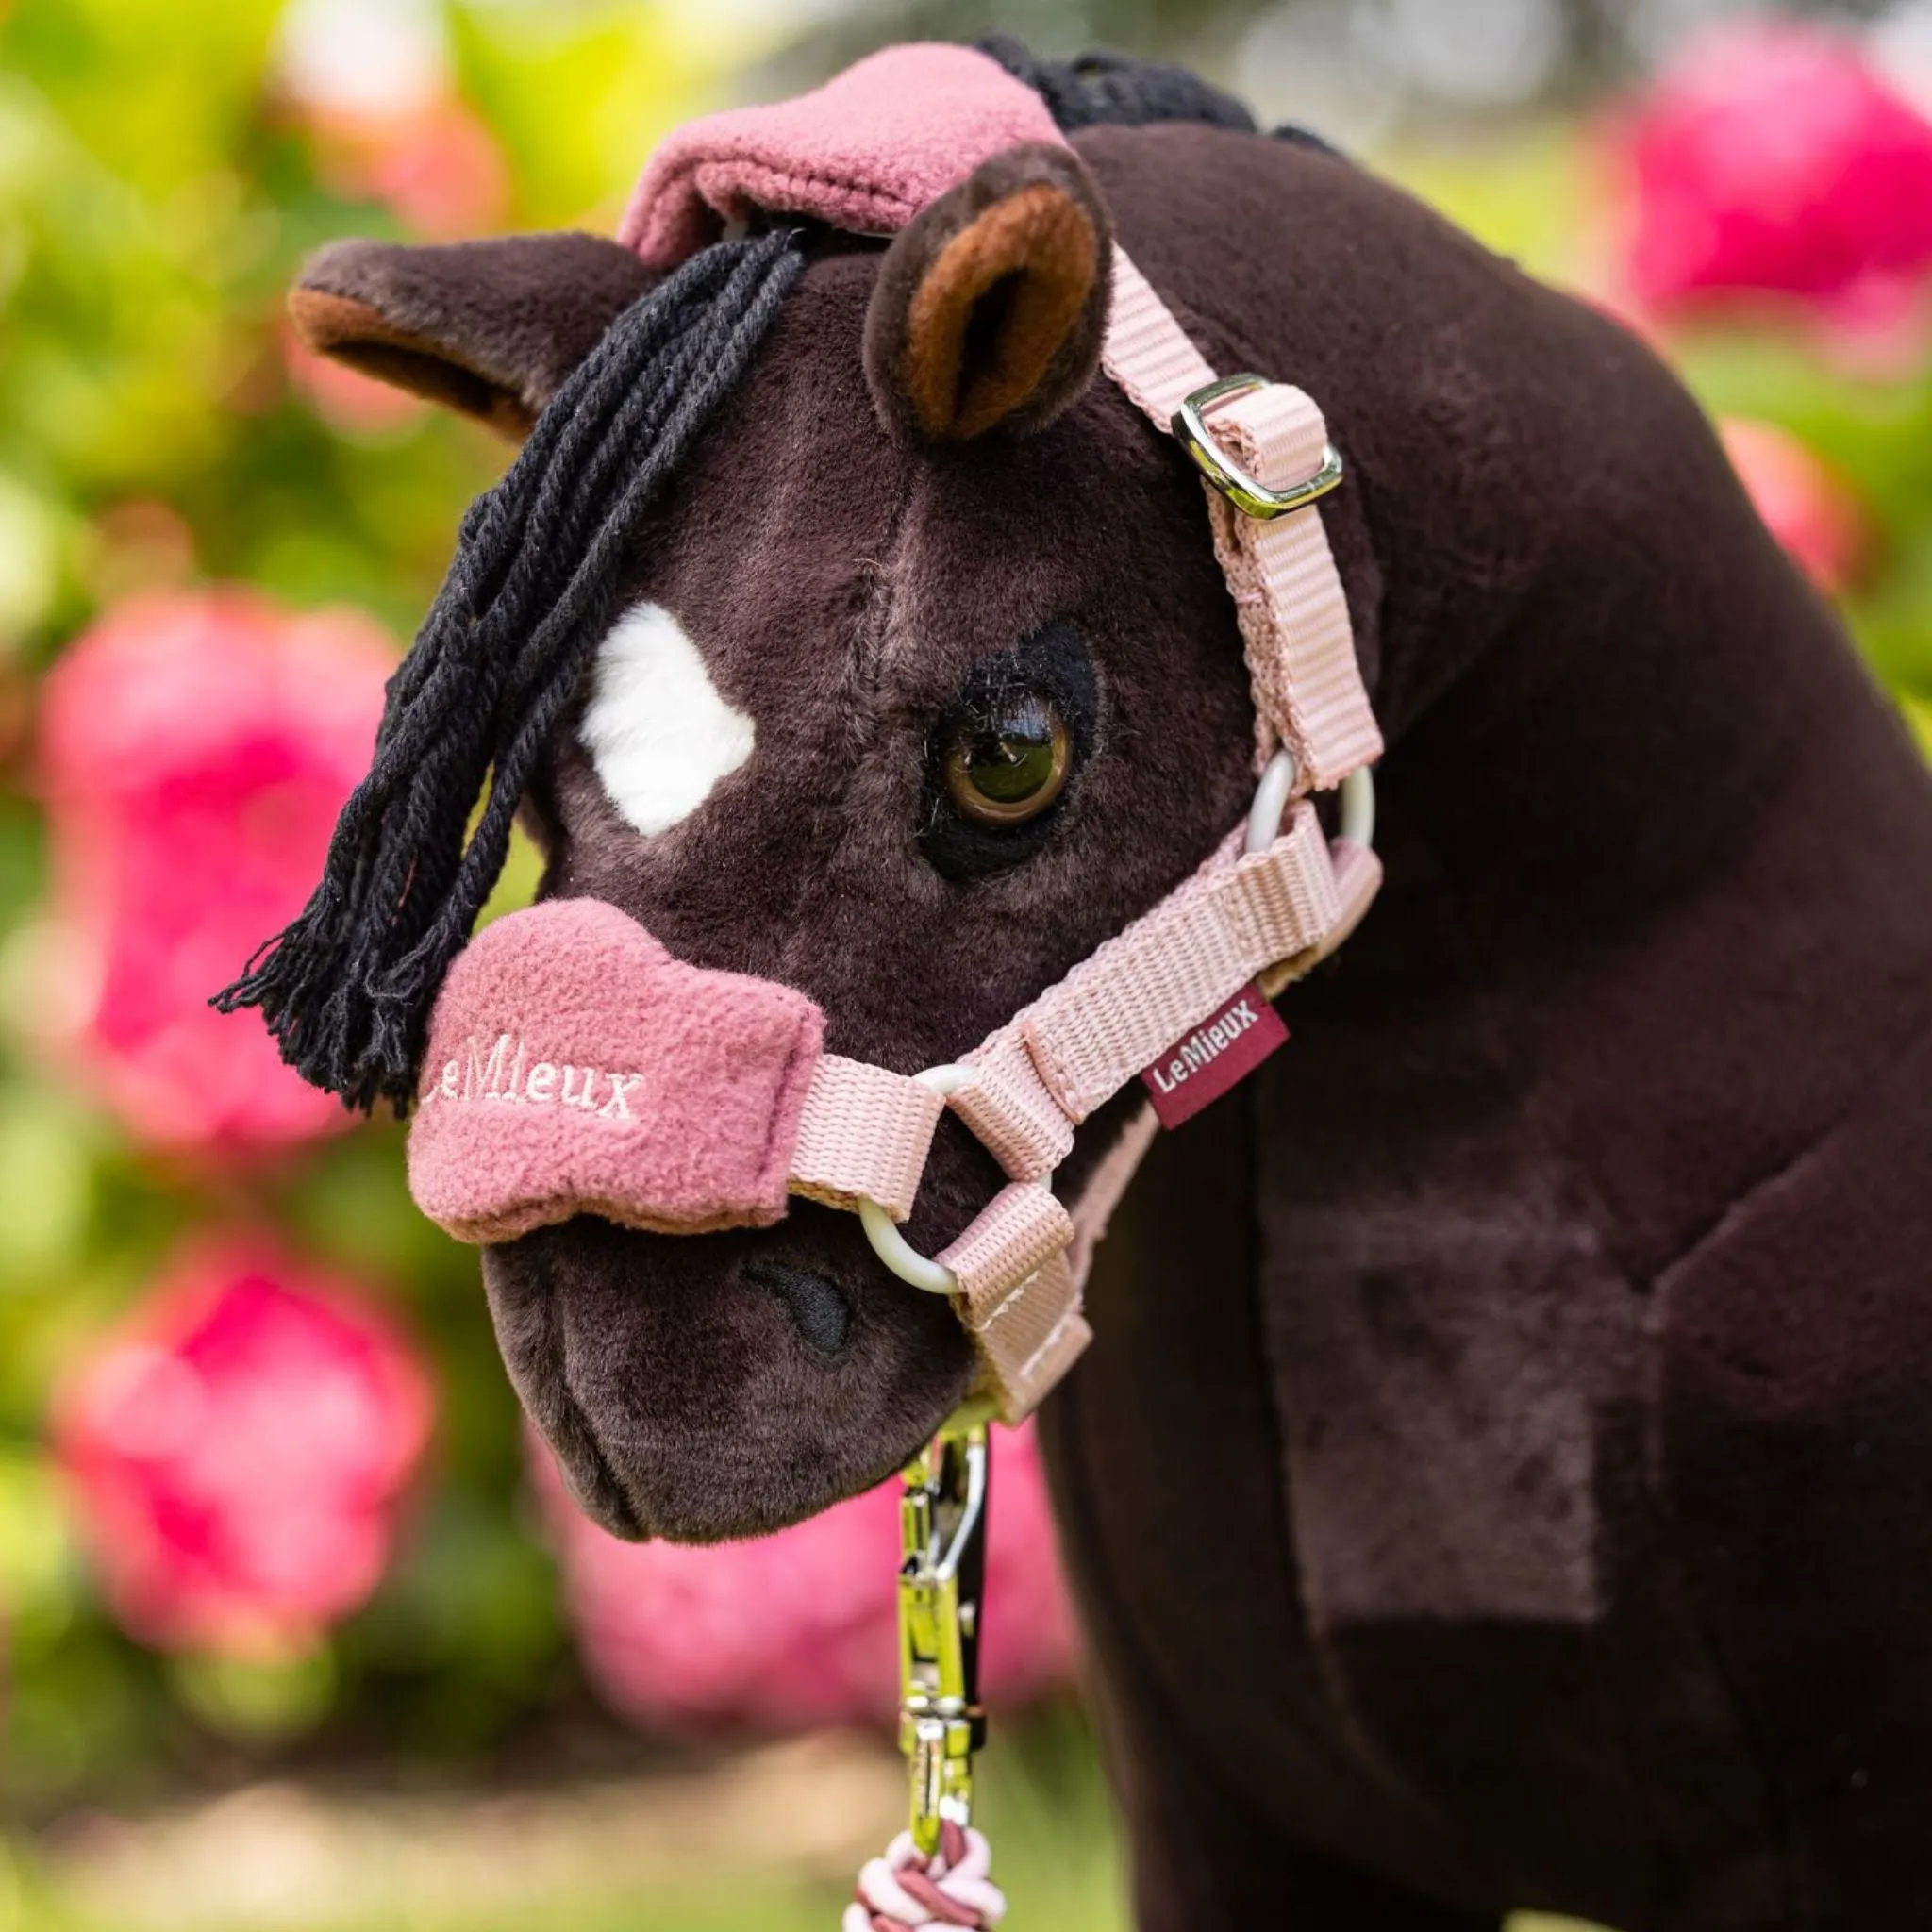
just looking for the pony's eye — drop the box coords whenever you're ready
[942,695,1071,826]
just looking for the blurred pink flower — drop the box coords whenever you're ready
[35,588,391,1159]
[56,1240,434,1657]
[308,101,509,242]
[1608,20,1932,350]
[1721,416,1868,594]
[537,1424,1080,1733]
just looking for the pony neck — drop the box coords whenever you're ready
[1319,441,1932,1280]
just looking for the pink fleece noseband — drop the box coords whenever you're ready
[407,42,1385,1429]
[408,901,821,1244]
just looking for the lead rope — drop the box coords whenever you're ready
[847,1409,1008,1930]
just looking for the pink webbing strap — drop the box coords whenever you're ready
[1103,246,1383,790]
[781,806,1358,1419]
[790,1055,945,1223]
[1019,801,1338,1119]
[788,806,1342,1206]
[950,1032,1075,1184]
[1261,836,1382,997]
[937,1185,1089,1414]
[967,1252,1091,1424]
[939,1184,1072,1305]
[1066,1102,1158,1287]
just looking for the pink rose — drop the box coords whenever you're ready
[1608,20,1932,347]
[55,1240,434,1657]
[1720,417,1868,594]
[34,589,391,1159]
[537,1424,1080,1734]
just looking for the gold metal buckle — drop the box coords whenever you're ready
[897,1411,990,1856]
[1173,372,1344,521]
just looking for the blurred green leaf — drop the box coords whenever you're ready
[168,1648,338,1744]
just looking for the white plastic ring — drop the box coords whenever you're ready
[1245,749,1377,858]
[1341,764,1376,849]
[858,1066,970,1294]
[1245,748,1300,855]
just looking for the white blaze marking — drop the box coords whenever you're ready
[579,602,755,837]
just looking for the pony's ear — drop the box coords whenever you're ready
[288,231,658,441]
[864,142,1113,443]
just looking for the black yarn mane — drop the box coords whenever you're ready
[217,233,803,1111]
[220,48,1291,1116]
[976,38,1341,154]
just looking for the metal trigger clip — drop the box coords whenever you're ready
[897,1408,991,1857]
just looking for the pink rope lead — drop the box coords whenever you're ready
[845,1822,1008,1930]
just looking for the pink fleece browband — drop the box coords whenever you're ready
[619,44,1065,268]
[407,44,1385,1426]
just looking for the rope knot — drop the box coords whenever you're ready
[844,1823,1007,1930]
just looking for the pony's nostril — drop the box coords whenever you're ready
[744,1259,852,1357]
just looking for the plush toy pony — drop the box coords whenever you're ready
[227,39,1932,1932]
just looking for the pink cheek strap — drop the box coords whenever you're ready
[406,899,825,1245]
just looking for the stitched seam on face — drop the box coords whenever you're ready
[770,451,921,1008]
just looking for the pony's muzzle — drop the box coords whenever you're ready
[406,898,825,1245]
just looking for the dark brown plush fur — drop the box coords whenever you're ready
[300,120,1932,1932]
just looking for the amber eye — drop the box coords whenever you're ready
[942,694,1072,827]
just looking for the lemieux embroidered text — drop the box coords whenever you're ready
[419,1032,642,1120]
[1139,980,1289,1129]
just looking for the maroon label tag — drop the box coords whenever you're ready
[1140,981,1289,1129]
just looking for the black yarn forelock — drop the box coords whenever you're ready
[216,229,804,1114]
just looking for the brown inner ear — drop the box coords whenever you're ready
[902,185,1099,441]
[288,287,539,439]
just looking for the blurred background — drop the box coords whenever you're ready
[0,0,1929,1926]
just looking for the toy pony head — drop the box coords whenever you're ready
[226,42,1630,1542]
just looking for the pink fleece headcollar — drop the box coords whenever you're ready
[409,44,1385,1433]
[618,42,1064,270]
